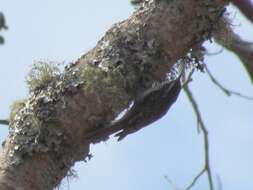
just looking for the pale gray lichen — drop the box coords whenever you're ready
[89,20,170,98]
[7,61,92,166]
[9,99,26,127]
[9,108,64,166]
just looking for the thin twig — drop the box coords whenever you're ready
[164,175,178,190]
[185,168,205,190]
[183,85,214,190]
[0,119,9,125]
[205,65,253,100]
[216,175,223,190]
[181,69,195,87]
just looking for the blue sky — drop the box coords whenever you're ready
[0,1,253,190]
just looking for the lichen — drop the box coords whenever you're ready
[80,64,130,114]
[81,64,125,93]
[28,114,42,128]
[81,65,107,89]
[26,61,61,92]
[9,117,64,165]
[9,99,26,126]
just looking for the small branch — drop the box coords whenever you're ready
[216,175,223,190]
[183,85,214,190]
[181,69,195,87]
[164,175,178,190]
[230,0,253,24]
[214,17,253,83]
[0,119,9,125]
[185,168,205,190]
[205,65,253,100]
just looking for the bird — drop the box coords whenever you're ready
[86,76,181,142]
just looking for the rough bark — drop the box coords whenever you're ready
[0,0,227,189]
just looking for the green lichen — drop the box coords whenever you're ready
[29,115,42,128]
[80,64,130,114]
[81,65,106,89]
[9,99,26,125]
[26,61,61,92]
[81,65,124,91]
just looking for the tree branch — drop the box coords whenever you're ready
[164,175,178,190]
[230,0,253,24]
[214,17,253,83]
[184,85,214,190]
[0,119,9,125]
[0,1,228,189]
[185,168,206,190]
[205,65,253,100]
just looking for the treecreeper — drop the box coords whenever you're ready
[86,76,181,142]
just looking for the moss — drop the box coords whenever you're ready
[26,61,61,92]
[9,99,26,125]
